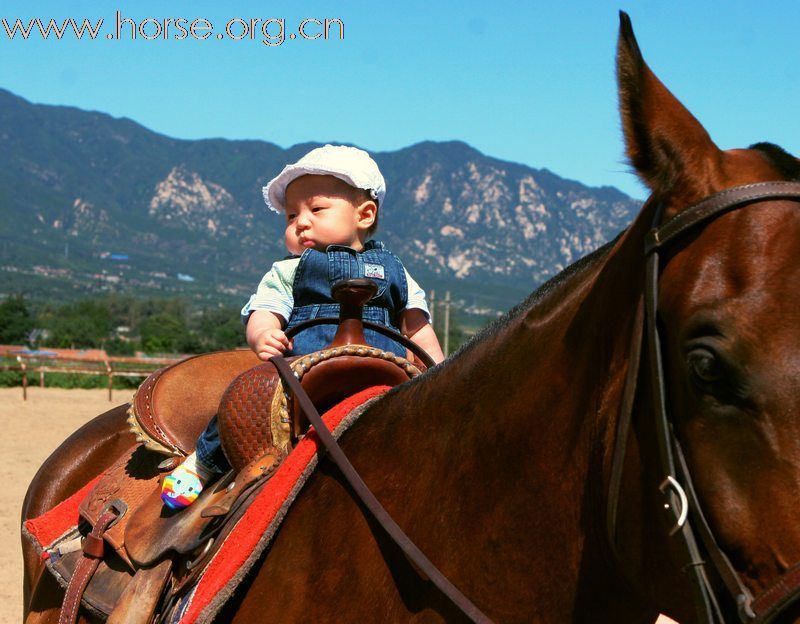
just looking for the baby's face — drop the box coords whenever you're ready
[283,175,374,255]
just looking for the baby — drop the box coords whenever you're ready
[161,145,444,508]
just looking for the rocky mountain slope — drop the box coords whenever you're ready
[0,88,641,316]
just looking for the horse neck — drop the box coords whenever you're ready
[413,201,654,492]
[347,203,657,618]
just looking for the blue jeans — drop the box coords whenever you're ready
[195,415,229,473]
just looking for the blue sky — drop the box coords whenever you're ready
[1,1,799,200]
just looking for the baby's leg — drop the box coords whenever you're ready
[161,416,229,509]
[194,415,232,474]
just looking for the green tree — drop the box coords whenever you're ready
[104,294,138,329]
[130,298,188,332]
[105,336,136,356]
[43,300,112,349]
[194,306,247,351]
[0,294,34,344]
[138,312,191,354]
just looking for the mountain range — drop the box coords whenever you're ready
[0,87,642,318]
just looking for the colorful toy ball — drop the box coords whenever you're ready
[161,470,203,509]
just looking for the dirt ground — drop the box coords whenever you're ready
[0,387,679,624]
[0,387,133,624]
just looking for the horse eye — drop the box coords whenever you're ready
[687,348,724,384]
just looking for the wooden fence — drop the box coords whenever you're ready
[0,348,184,401]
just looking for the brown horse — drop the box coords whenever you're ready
[22,13,800,623]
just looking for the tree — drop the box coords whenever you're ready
[194,306,247,351]
[0,294,34,344]
[105,336,136,356]
[43,300,112,349]
[138,312,191,354]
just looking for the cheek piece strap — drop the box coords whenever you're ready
[608,181,800,623]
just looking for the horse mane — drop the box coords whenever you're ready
[440,232,623,365]
[382,233,623,400]
[749,142,800,180]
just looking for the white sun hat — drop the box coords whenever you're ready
[262,144,386,213]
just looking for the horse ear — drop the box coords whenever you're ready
[616,12,722,203]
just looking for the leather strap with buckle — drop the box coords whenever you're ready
[58,499,127,624]
[608,181,800,623]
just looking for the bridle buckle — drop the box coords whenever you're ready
[659,475,688,536]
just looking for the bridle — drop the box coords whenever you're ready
[608,181,800,623]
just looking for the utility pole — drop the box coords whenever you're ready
[429,289,435,325]
[443,291,451,357]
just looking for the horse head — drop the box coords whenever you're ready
[617,11,800,622]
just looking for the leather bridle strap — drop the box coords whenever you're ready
[645,238,725,624]
[606,295,644,552]
[672,436,756,620]
[751,563,800,621]
[270,355,493,624]
[644,181,800,254]
[640,181,800,623]
[609,181,800,624]
[677,424,800,623]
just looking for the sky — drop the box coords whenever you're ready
[1,1,800,200]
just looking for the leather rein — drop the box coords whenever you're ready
[269,355,493,623]
[608,181,800,623]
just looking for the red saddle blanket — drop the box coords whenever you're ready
[24,385,391,623]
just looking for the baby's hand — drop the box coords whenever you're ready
[253,328,293,361]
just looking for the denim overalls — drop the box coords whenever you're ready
[286,240,408,357]
[196,240,409,473]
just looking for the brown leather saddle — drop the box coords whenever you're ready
[52,279,430,623]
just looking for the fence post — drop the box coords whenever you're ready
[105,360,113,402]
[444,291,451,357]
[18,356,27,401]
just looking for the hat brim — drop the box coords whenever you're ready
[263,165,377,213]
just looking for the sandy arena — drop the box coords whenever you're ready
[1,387,677,623]
[0,387,133,623]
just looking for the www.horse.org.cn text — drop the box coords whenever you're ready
[0,12,345,46]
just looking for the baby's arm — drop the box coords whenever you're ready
[247,310,292,360]
[401,309,445,365]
